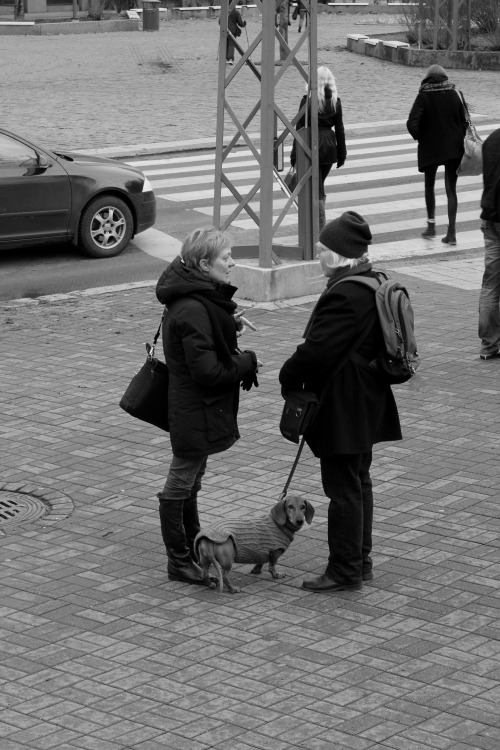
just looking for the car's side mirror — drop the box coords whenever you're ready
[37,153,51,168]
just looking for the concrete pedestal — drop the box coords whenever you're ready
[232,260,324,303]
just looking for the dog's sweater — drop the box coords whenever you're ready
[195,514,295,565]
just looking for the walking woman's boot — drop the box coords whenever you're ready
[319,199,326,231]
[158,496,206,585]
[421,219,436,239]
[441,225,456,245]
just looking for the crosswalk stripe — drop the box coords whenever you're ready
[131,119,499,260]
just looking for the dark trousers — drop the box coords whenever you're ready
[320,451,373,583]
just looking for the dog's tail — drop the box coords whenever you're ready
[197,539,224,592]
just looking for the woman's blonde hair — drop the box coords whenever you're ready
[180,227,231,270]
[305,66,338,113]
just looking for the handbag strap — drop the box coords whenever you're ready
[146,310,165,359]
[280,310,377,500]
[458,90,471,124]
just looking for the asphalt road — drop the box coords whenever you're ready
[0,240,167,301]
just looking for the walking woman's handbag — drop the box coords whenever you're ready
[457,92,483,176]
[119,312,170,432]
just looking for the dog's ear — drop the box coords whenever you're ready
[270,499,287,526]
[304,500,315,524]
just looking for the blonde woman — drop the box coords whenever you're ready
[290,66,347,230]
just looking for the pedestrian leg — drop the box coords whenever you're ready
[478,220,500,358]
[422,166,437,238]
[302,454,364,591]
[442,159,460,245]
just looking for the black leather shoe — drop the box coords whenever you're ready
[363,570,373,581]
[302,573,362,592]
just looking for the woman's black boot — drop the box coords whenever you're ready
[183,493,201,561]
[158,496,206,585]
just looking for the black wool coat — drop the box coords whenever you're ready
[279,265,402,457]
[481,128,500,222]
[291,93,347,167]
[407,88,467,172]
[156,258,256,458]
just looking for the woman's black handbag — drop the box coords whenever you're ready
[119,313,170,433]
[279,391,318,444]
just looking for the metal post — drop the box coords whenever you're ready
[260,0,276,268]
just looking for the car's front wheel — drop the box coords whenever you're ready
[79,195,133,258]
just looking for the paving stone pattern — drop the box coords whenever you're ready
[1,14,500,153]
[1,269,500,750]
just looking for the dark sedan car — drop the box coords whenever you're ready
[0,127,156,258]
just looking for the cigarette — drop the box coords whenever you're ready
[241,317,257,331]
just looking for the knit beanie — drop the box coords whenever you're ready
[318,211,372,259]
[422,64,448,83]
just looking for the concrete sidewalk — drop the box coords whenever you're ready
[2,260,500,750]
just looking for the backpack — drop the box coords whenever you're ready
[338,271,419,385]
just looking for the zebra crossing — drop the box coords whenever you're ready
[128,120,499,263]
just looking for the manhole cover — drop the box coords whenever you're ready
[0,491,48,527]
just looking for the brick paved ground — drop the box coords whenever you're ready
[1,13,500,153]
[2,11,500,750]
[1,268,500,750]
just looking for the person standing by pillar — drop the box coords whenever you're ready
[226,7,246,65]
[478,128,500,360]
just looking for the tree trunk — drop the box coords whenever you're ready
[14,0,25,20]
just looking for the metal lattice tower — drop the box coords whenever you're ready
[213,0,319,268]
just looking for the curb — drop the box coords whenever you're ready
[73,119,410,159]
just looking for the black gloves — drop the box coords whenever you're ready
[241,370,259,391]
[240,350,259,392]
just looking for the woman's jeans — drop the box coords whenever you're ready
[478,220,500,357]
[160,455,208,501]
[320,452,373,583]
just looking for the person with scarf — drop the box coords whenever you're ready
[478,128,500,359]
[155,227,260,585]
[279,212,402,592]
[407,64,468,246]
[290,66,346,231]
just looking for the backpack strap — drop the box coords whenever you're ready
[334,274,383,370]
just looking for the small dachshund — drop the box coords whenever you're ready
[194,495,314,593]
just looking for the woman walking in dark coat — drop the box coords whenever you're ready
[290,66,346,230]
[279,212,402,592]
[407,64,467,245]
[156,227,260,586]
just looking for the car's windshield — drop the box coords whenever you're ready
[0,133,38,168]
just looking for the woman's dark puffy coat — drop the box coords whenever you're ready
[156,257,256,458]
[291,91,346,168]
[407,89,467,172]
[279,265,402,457]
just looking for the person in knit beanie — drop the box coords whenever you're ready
[407,64,468,245]
[279,211,402,593]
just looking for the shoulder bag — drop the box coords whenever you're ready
[457,91,483,176]
[119,311,170,432]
